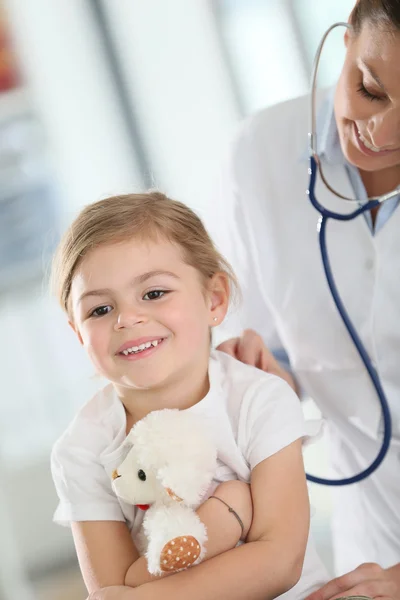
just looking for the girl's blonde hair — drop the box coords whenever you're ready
[51,191,238,316]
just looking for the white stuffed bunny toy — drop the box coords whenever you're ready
[111,409,217,575]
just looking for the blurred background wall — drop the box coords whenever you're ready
[0,1,354,598]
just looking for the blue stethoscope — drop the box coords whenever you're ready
[306,22,395,486]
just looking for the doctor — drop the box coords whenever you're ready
[215,1,400,599]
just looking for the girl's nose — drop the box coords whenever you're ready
[114,307,148,330]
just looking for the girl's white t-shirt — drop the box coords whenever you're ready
[51,350,329,598]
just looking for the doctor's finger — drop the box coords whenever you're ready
[330,578,397,600]
[216,337,240,358]
[305,564,389,600]
[236,329,264,367]
[259,346,282,373]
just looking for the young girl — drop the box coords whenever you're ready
[50,192,328,600]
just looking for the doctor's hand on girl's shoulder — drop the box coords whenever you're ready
[305,562,400,600]
[217,329,297,393]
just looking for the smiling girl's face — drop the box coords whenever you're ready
[69,237,227,394]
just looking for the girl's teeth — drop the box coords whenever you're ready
[121,339,162,355]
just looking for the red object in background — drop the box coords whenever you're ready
[0,11,20,92]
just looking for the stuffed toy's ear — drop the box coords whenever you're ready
[158,462,213,507]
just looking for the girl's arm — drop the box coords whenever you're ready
[125,479,253,587]
[91,438,309,600]
[72,480,252,593]
[71,521,139,593]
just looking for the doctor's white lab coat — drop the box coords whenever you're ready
[213,91,400,575]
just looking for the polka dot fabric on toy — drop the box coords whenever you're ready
[160,535,201,572]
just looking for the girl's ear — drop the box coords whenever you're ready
[68,320,83,345]
[207,273,230,327]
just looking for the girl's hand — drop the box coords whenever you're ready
[217,329,296,392]
[87,586,135,600]
[305,562,399,600]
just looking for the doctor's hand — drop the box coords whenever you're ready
[305,562,400,600]
[217,329,297,393]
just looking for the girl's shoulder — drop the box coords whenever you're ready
[213,349,294,393]
[52,383,125,459]
[211,349,301,420]
[211,351,308,469]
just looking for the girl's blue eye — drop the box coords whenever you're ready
[143,290,167,301]
[90,305,112,318]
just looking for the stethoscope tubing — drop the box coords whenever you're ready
[305,156,392,485]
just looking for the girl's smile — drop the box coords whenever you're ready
[116,336,167,360]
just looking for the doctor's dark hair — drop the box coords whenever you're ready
[51,191,238,317]
[350,0,400,33]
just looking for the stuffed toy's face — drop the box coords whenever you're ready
[111,409,217,508]
[112,445,159,506]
